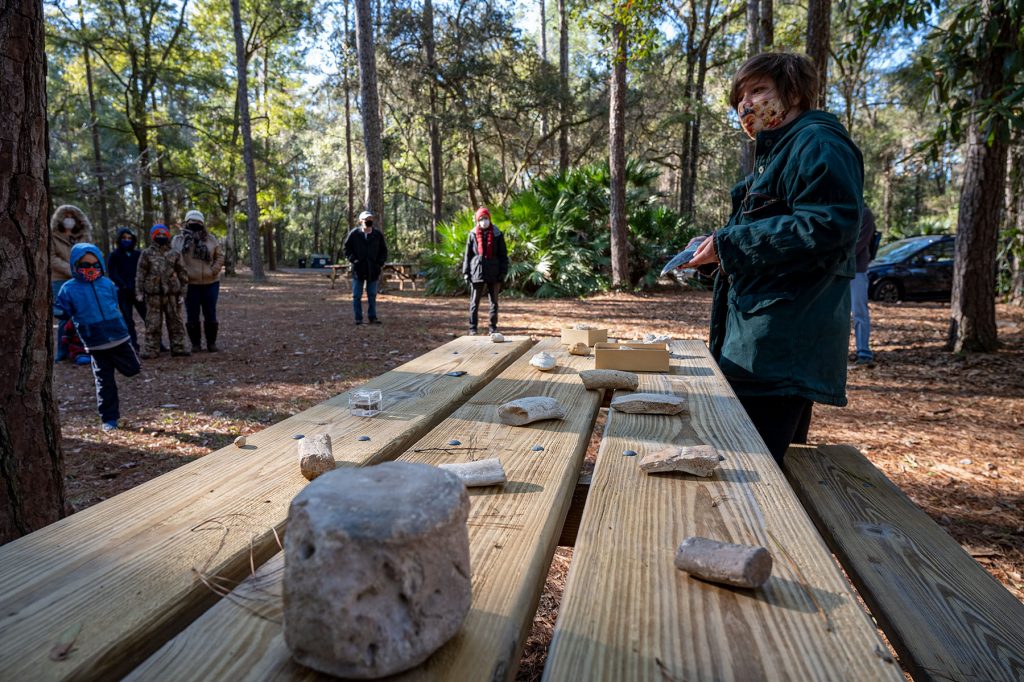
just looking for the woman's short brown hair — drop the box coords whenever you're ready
[729,52,819,111]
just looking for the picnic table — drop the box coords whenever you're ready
[2,335,1021,681]
[328,262,419,290]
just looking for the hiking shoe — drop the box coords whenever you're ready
[140,352,157,359]
[101,420,118,433]
[468,328,478,336]
[355,320,363,325]
[171,350,192,357]
[855,357,875,367]
[488,327,498,335]
[369,318,382,324]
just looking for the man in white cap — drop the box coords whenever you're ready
[172,209,224,351]
[342,210,388,325]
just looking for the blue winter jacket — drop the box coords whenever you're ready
[55,244,131,351]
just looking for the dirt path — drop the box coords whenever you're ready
[54,269,1024,676]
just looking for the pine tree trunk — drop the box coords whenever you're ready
[355,0,385,229]
[1007,135,1024,306]
[759,0,773,49]
[745,0,760,56]
[344,0,355,234]
[231,0,265,281]
[540,0,548,142]
[81,7,110,254]
[558,0,570,174]
[805,0,831,108]
[608,21,629,288]
[424,0,442,242]
[0,0,67,542]
[312,194,322,253]
[947,0,1010,352]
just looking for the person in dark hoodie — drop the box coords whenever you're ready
[107,227,146,350]
[54,243,141,432]
[342,210,388,325]
[462,207,509,335]
[687,52,865,464]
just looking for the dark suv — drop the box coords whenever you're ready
[867,235,955,303]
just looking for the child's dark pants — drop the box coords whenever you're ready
[90,341,141,422]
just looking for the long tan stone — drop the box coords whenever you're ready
[674,536,773,589]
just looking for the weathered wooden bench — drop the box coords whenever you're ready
[784,444,1024,681]
[0,335,533,681]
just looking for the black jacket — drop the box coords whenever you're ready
[462,226,509,284]
[106,227,141,293]
[343,228,388,281]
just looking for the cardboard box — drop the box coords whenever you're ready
[594,342,670,372]
[561,327,609,346]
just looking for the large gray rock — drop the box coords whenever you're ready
[639,444,720,476]
[674,536,773,589]
[610,392,687,415]
[283,462,472,678]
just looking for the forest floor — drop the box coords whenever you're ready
[54,268,1024,678]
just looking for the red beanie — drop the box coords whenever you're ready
[475,207,491,222]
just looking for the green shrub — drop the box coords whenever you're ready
[424,161,696,297]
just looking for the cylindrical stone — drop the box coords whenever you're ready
[297,434,334,481]
[283,462,472,678]
[674,536,773,589]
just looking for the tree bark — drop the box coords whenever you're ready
[540,0,548,142]
[231,0,266,281]
[355,0,385,229]
[745,0,760,56]
[312,194,322,253]
[759,0,773,49]
[947,0,1010,352]
[805,0,831,108]
[557,0,570,174]
[1,0,67,542]
[80,7,110,253]
[424,0,442,242]
[608,20,629,288]
[1007,133,1024,306]
[343,0,355,234]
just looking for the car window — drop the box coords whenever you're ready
[920,240,955,263]
[873,240,929,264]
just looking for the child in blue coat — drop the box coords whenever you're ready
[55,243,142,432]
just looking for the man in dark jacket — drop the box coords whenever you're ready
[688,52,864,464]
[107,227,146,350]
[462,206,509,335]
[342,210,389,325]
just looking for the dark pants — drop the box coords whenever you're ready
[117,289,147,349]
[184,280,220,325]
[53,280,71,360]
[737,394,813,465]
[469,282,499,331]
[90,341,141,423]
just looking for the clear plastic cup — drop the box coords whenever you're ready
[349,389,382,417]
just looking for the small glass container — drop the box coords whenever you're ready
[349,389,382,417]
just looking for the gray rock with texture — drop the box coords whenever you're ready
[610,392,687,415]
[639,444,720,476]
[283,461,472,678]
[674,536,773,588]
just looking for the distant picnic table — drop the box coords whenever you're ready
[1,336,1021,680]
[328,262,420,290]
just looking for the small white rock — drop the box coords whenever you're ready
[529,351,556,371]
[233,435,247,447]
[491,333,505,343]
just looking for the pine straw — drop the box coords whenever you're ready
[53,270,1024,679]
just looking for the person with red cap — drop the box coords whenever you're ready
[136,224,190,358]
[462,207,509,335]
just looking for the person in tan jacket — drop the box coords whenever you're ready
[172,210,224,352]
[50,205,94,361]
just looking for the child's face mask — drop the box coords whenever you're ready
[736,84,787,140]
[77,264,101,282]
[119,238,134,250]
[154,236,170,246]
[62,217,76,231]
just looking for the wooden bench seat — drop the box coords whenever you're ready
[126,338,606,680]
[784,444,1024,681]
[544,340,902,681]
[0,335,533,682]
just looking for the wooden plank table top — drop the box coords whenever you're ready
[543,339,903,681]
[127,338,604,681]
[0,335,533,682]
[785,444,1024,681]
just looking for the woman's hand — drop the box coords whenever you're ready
[687,234,720,268]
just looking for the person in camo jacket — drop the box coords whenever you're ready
[136,224,190,358]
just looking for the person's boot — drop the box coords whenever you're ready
[186,322,202,353]
[205,322,219,352]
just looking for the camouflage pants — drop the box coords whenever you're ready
[143,294,187,354]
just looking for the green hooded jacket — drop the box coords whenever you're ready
[709,110,864,406]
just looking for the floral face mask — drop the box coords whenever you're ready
[737,93,787,140]
[77,265,101,282]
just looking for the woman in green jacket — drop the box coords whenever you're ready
[688,52,864,464]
